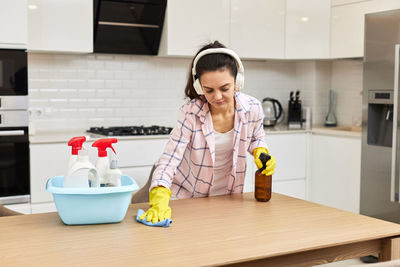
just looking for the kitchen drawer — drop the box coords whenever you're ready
[114,139,168,167]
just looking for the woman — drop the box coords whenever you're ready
[140,41,276,223]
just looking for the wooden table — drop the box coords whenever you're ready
[1,193,400,266]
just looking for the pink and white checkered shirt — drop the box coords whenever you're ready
[150,92,268,199]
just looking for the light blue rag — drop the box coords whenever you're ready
[136,209,172,227]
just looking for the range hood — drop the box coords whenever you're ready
[94,0,167,55]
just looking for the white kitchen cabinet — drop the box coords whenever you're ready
[266,133,307,181]
[27,0,93,53]
[113,138,168,168]
[244,132,308,199]
[159,0,230,57]
[331,0,372,6]
[30,143,69,203]
[4,203,31,214]
[31,202,57,214]
[309,134,361,213]
[244,155,256,193]
[285,0,331,59]
[0,0,27,48]
[331,0,400,58]
[273,179,306,200]
[230,0,285,59]
[120,166,153,190]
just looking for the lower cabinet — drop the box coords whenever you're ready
[244,132,308,200]
[120,166,153,190]
[309,133,361,213]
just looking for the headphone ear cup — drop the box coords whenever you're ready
[193,78,203,95]
[235,73,244,91]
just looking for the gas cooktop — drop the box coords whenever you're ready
[87,126,173,136]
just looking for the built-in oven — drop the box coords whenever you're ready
[0,49,29,204]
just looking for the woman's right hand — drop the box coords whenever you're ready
[139,186,172,223]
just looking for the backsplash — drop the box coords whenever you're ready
[28,53,362,132]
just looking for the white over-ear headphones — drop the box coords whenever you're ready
[191,48,245,95]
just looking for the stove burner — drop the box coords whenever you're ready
[87,126,173,136]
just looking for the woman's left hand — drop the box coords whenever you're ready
[253,147,276,176]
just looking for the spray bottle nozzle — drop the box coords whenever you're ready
[68,136,88,155]
[259,153,271,172]
[92,138,118,157]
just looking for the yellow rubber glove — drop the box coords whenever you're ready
[139,186,172,224]
[253,147,276,176]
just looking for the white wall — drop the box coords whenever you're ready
[27,53,363,132]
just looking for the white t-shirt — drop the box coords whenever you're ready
[210,128,234,196]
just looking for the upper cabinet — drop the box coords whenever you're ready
[27,0,93,53]
[331,0,400,58]
[160,0,331,59]
[158,0,230,57]
[285,0,331,59]
[230,0,285,59]
[0,0,27,49]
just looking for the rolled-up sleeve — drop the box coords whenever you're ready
[248,101,268,155]
[150,107,193,191]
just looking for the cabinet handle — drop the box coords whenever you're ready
[98,21,159,29]
[391,44,400,203]
[0,130,25,136]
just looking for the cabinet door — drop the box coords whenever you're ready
[30,143,69,203]
[244,155,256,193]
[4,203,31,214]
[120,166,153,190]
[27,0,93,53]
[285,0,330,59]
[113,139,169,168]
[265,133,307,180]
[0,0,27,48]
[310,134,361,213]
[273,179,306,200]
[230,0,284,59]
[159,0,230,56]
[331,0,400,58]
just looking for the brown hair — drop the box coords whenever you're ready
[184,41,238,100]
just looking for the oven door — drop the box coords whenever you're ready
[0,49,27,96]
[0,127,30,204]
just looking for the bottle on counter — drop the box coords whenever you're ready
[63,148,100,188]
[254,153,272,202]
[92,138,118,186]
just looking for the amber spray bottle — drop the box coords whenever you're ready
[254,153,272,202]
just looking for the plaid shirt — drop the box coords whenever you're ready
[150,92,268,199]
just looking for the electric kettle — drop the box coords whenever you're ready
[262,98,283,127]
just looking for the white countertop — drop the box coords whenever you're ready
[29,125,361,144]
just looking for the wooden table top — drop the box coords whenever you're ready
[1,193,400,266]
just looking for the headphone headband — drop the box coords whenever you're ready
[191,48,245,95]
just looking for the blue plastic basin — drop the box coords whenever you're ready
[46,175,139,225]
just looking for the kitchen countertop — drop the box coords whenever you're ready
[29,125,360,144]
[1,193,399,266]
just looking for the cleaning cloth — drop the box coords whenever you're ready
[136,209,172,227]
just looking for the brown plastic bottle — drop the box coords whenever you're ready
[254,153,272,202]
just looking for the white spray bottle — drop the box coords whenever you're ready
[67,136,90,169]
[92,138,118,186]
[63,148,100,188]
